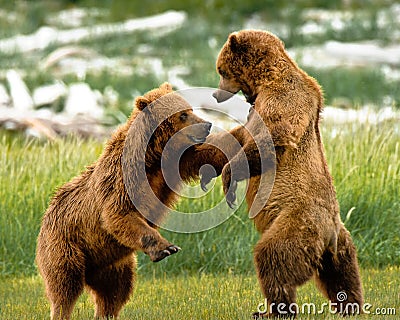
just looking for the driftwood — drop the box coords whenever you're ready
[0,112,111,140]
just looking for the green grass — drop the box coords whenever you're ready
[0,133,104,276]
[0,120,399,277]
[322,122,400,266]
[0,267,399,319]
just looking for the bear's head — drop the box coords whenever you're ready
[213,30,288,104]
[134,83,212,153]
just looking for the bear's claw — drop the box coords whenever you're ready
[200,180,209,192]
[226,193,237,209]
[152,245,181,262]
[225,180,237,209]
[167,245,181,253]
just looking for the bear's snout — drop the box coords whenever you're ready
[213,89,235,103]
[186,122,211,144]
[204,121,212,132]
[199,121,212,137]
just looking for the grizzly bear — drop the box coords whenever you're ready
[201,30,364,318]
[36,83,212,320]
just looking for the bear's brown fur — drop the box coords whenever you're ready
[203,30,363,317]
[36,83,211,320]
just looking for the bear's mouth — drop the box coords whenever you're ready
[188,135,207,144]
[244,93,257,106]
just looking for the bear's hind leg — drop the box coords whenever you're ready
[86,255,136,319]
[315,226,363,315]
[37,242,85,320]
[47,273,84,320]
[253,219,324,318]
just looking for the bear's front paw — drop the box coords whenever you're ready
[222,165,237,209]
[151,245,181,263]
[200,164,217,192]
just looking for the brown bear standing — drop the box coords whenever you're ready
[36,83,211,320]
[204,30,363,317]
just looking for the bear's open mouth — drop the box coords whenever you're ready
[188,135,207,144]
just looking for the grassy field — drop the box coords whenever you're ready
[321,122,400,266]
[0,267,399,319]
[0,120,399,277]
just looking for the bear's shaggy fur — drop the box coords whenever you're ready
[36,83,211,320]
[204,30,363,317]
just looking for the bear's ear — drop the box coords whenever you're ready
[135,96,150,111]
[159,82,173,91]
[229,33,242,53]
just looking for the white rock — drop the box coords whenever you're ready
[64,83,103,119]
[325,41,400,66]
[33,82,68,107]
[288,41,400,69]
[6,69,34,111]
[322,106,400,124]
[0,83,11,107]
[0,11,187,54]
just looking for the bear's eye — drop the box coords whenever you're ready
[218,68,229,79]
[179,112,188,121]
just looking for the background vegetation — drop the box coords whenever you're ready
[0,0,399,318]
[0,0,399,119]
